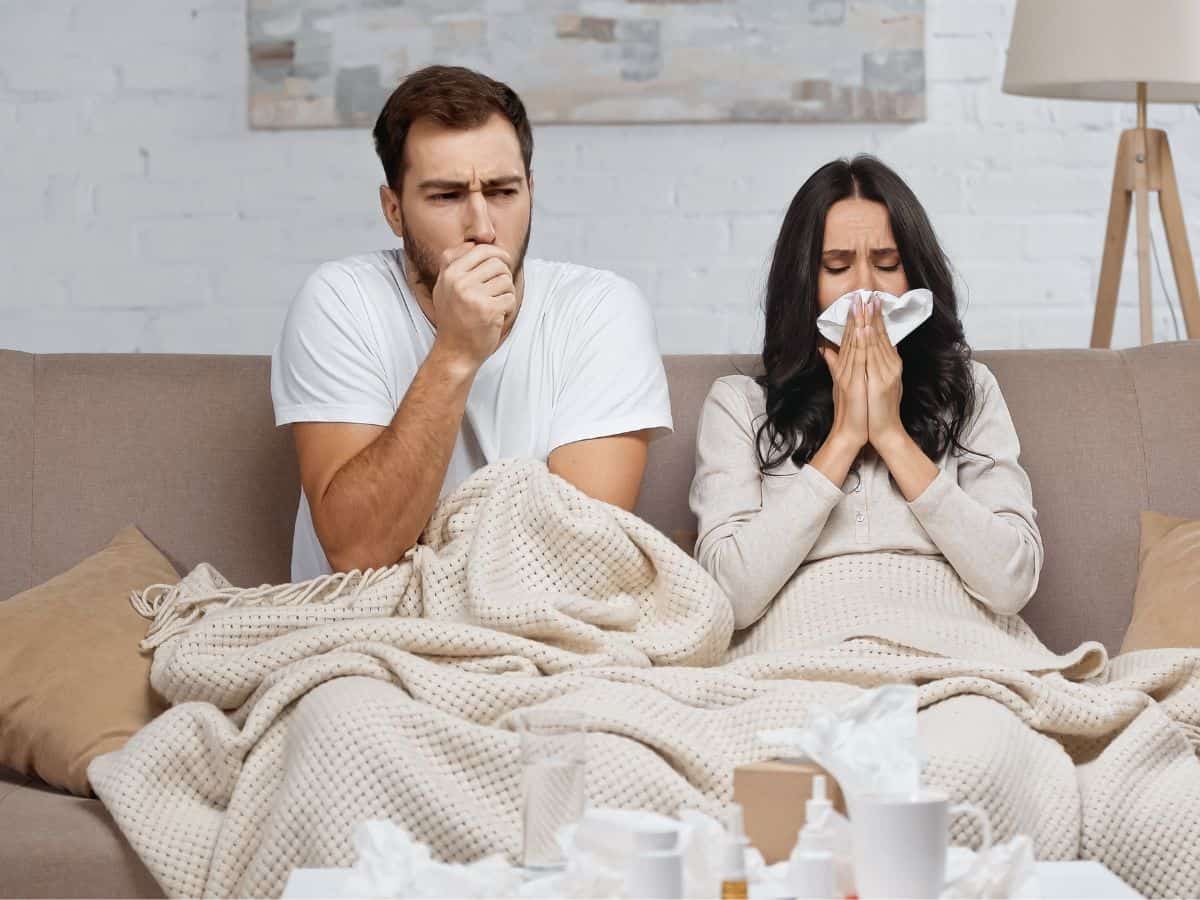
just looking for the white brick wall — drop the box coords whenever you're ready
[2,0,1198,355]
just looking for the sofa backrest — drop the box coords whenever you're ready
[0,353,300,598]
[2,342,1197,654]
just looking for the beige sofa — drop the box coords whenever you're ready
[2,342,1198,898]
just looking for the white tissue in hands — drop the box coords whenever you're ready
[816,288,933,347]
[757,684,924,799]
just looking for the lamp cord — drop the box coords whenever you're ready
[1140,103,1196,342]
[1150,216,1184,341]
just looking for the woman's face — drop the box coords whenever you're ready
[817,196,909,311]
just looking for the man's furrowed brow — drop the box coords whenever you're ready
[417,175,524,191]
[417,178,469,191]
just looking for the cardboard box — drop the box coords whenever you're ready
[732,759,847,864]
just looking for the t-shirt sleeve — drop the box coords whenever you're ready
[271,263,396,428]
[547,275,674,451]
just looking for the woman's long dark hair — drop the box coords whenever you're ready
[756,155,978,472]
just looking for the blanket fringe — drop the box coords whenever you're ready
[129,565,402,651]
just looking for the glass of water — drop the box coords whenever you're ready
[515,708,587,869]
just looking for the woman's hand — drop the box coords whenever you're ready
[819,296,869,454]
[863,294,906,450]
[860,293,938,501]
[811,297,870,488]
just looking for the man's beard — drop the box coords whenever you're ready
[401,214,532,296]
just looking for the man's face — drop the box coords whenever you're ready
[386,113,532,293]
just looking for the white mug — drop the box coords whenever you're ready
[851,790,992,899]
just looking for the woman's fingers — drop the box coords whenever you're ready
[844,323,858,375]
[865,304,902,385]
[835,322,854,381]
[874,296,900,359]
[866,297,902,379]
[863,310,876,368]
[866,326,886,380]
[821,345,839,375]
[858,301,875,365]
[874,297,889,340]
[849,322,866,381]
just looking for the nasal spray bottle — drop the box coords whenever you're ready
[788,775,853,899]
[720,803,750,899]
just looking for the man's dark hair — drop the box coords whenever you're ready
[372,65,534,191]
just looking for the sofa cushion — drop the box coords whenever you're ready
[0,767,162,898]
[0,350,33,600]
[1120,511,1200,653]
[1124,342,1200,518]
[28,353,299,588]
[0,526,177,796]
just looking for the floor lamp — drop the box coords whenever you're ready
[1003,0,1200,347]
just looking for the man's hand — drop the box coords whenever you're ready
[430,243,516,371]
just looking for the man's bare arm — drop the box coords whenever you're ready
[294,346,476,571]
[294,242,517,572]
[547,430,653,512]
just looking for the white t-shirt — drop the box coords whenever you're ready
[271,248,674,582]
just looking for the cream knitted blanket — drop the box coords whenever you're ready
[89,460,1200,899]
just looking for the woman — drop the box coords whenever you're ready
[690,156,1043,634]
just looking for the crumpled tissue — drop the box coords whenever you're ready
[539,807,770,899]
[755,837,1038,900]
[340,808,769,899]
[757,685,1040,899]
[942,834,1039,899]
[756,684,922,899]
[537,808,683,898]
[816,288,933,348]
[757,683,924,800]
[340,820,524,898]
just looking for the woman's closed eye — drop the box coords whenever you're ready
[823,264,900,274]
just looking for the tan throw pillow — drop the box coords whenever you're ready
[0,525,178,796]
[1120,511,1200,654]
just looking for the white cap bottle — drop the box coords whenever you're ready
[792,777,840,900]
[720,803,749,900]
[789,847,836,899]
[805,775,833,833]
[626,826,684,899]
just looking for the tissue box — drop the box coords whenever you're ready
[732,759,846,864]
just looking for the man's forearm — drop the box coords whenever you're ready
[319,347,475,570]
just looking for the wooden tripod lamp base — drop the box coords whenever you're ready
[1091,83,1200,348]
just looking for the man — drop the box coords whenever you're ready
[272,65,673,581]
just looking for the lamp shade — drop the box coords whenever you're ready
[1003,0,1200,102]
